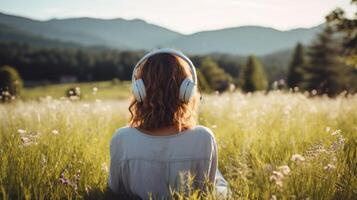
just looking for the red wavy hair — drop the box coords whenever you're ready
[128,53,199,132]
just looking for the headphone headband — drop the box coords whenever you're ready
[131,48,197,84]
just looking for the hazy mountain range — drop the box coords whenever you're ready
[0,12,324,55]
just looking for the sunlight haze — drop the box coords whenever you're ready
[0,0,353,34]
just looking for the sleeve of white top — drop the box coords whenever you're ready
[208,129,229,198]
[215,170,229,199]
[108,140,118,192]
[209,133,218,183]
[108,130,120,194]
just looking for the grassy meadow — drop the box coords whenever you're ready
[21,81,131,101]
[0,84,356,199]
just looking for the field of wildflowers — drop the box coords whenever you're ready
[0,91,356,199]
[21,81,131,101]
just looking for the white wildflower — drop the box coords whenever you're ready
[52,130,59,135]
[325,127,331,133]
[229,84,235,92]
[278,165,291,175]
[270,171,284,181]
[332,156,337,162]
[17,129,26,134]
[101,163,108,172]
[291,154,305,162]
[270,195,277,200]
[331,129,341,136]
[270,171,284,187]
[85,185,91,194]
[92,87,98,94]
[75,87,81,94]
[41,154,47,166]
[20,136,31,144]
[324,164,336,171]
[20,136,37,147]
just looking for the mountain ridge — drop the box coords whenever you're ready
[0,12,323,55]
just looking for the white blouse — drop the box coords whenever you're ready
[108,125,228,199]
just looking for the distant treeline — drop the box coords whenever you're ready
[0,42,287,90]
[0,42,144,82]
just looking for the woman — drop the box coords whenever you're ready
[109,48,228,199]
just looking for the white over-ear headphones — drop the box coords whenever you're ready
[131,48,197,103]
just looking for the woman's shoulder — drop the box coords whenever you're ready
[190,125,216,141]
[110,126,135,143]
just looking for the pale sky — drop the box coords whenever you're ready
[0,0,354,34]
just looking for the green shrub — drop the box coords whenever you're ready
[0,65,23,101]
[200,57,232,93]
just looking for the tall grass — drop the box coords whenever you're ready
[21,81,131,101]
[0,92,356,199]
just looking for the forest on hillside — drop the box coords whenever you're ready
[0,41,287,89]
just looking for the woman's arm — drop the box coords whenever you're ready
[108,134,120,194]
[208,132,230,198]
[209,136,218,182]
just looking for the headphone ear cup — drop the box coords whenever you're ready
[179,78,196,102]
[137,79,146,101]
[179,78,189,101]
[184,81,196,102]
[132,80,141,102]
[132,79,146,102]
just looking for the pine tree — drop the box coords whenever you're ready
[287,43,306,89]
[326,0,357,67]
[240,55,268,92]
[326,0,357,93]
[302,27,347,96]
